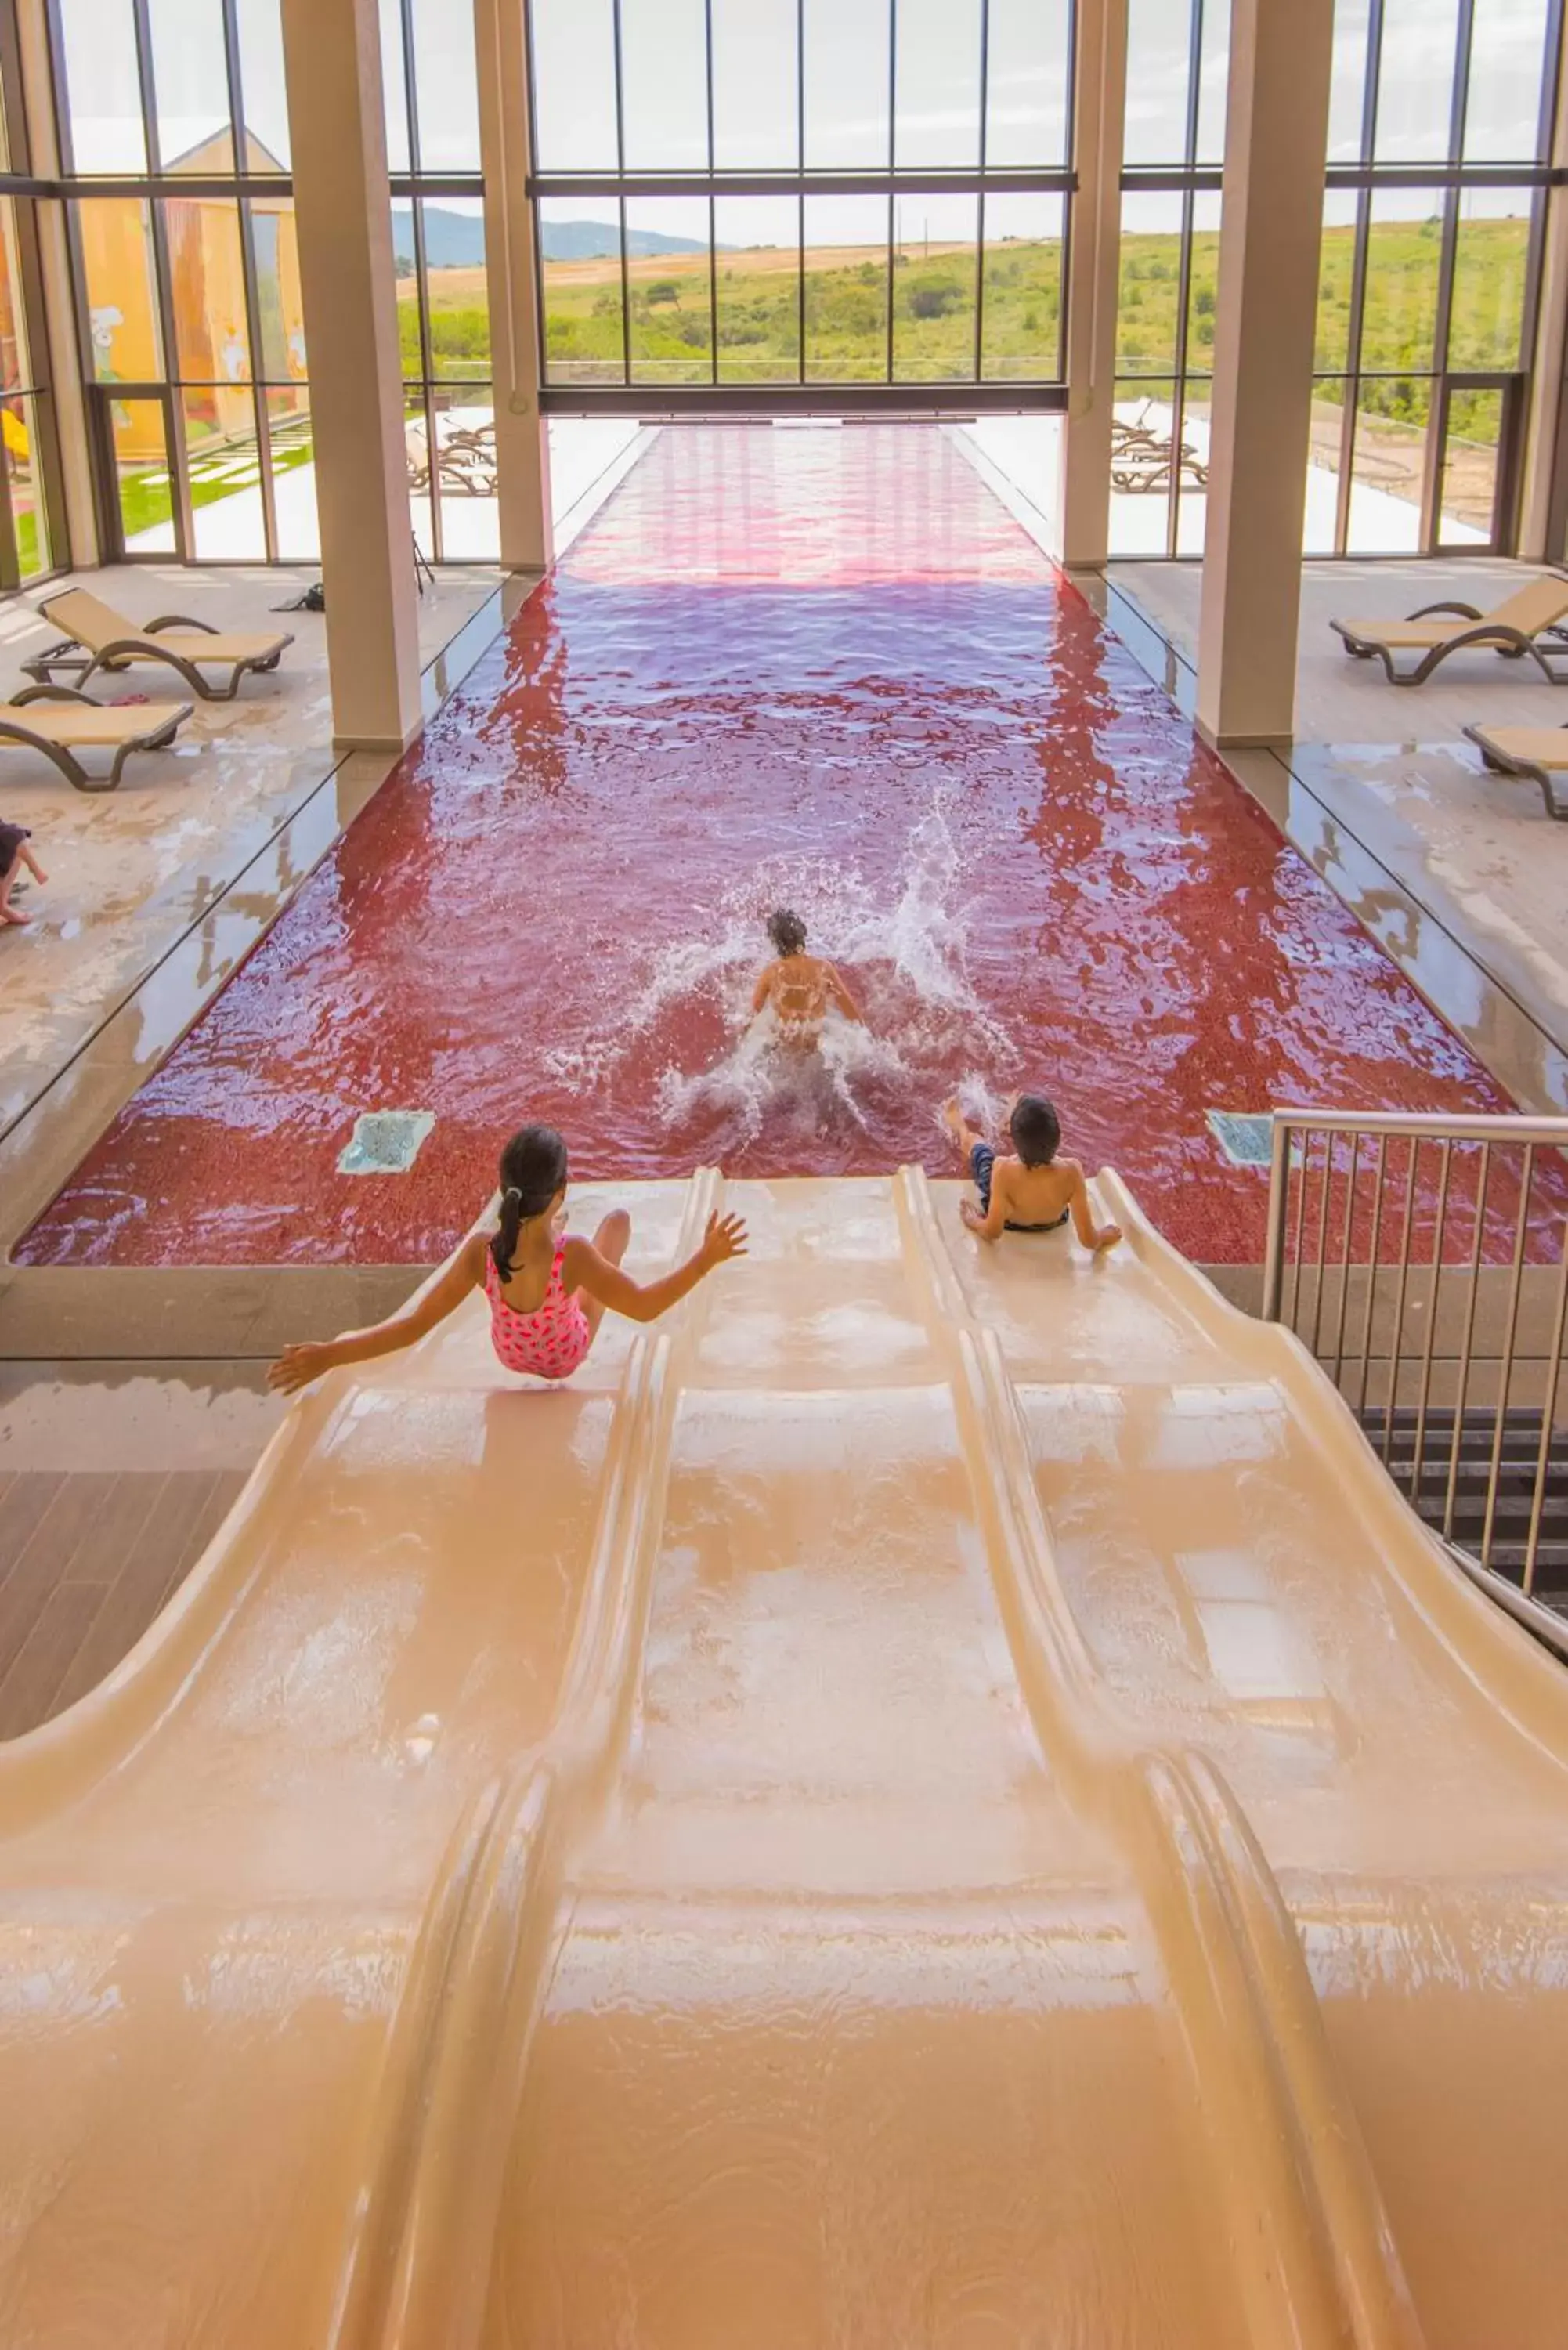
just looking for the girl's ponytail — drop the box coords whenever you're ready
[490,1125,569,1282]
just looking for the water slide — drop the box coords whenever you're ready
[4,1170,1568,2347]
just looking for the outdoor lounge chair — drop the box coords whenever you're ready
[23,588,294,703]
[1463,720,1568,820]
[1329,577,1568,686]
[0,685,193,792]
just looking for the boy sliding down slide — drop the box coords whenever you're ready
[944,1093,1122,1253]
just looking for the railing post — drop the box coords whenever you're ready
[1262,1112,1294,1324]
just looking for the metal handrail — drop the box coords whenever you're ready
[1262,1108,1568,1597]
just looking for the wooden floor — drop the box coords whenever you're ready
[0,1468,245,1739]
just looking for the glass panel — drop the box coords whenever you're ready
[626,197,713,384]
[1440,385,1501,545]
[0,201,31,392]
[1315,190,1358,374]
[713,0,798,168]
[164,198,251,385]
[1464,0,1552,160]
[233,0,290,169]
[410,0,482,170]
[1194,0,1231,165]
[1359,189,1443,378]
[894,0,981,168]
[184,386,266,559]
[804,0,891,169]
[1172,378,1212,554]
[529,0,620,170]
[1327,0,1372,164]
[267,386,317,559]
[251,197,307,381]
[379,0,410,177]
[1374,0,1461,161]
[1117,191,1183,378]
[433,384,500,559]
[1109,377,1176,554]
[78,200,163,383]
[1305,378,1348,553]
[149,0,233,172]
[804,193,888,380]
[1123,0,1193,167]
[980,193,1064,381]
[422,199,490,381]
[1449,190,1531,370]
[539,198,624,384]
[985,0,1070,167]
[1184,190,1221,372]
[109,394,176,553]
[406,390,433,561]
[392,209,422,375]
[1348,376,1431,551]
[714,195,800,382]
[621,0,709,168]
[5,396,50,578]
[892,191,977,382]
[58,0,147,173]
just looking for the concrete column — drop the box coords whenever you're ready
[1194,0,1335,749]
[14,0,99,568]
[474,0,552,572]
[1059,0,1127,571]
[1517,27,1568,562]
[280,0,421,750]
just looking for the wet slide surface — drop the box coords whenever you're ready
[4,1177,1567,2345]
[18,424,1516,1271]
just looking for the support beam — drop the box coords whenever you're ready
[1195,0,1335,750]
[475,0,552,572]
[280,0,421,751]
[1059,0,1128,570]
[13,0,97,569]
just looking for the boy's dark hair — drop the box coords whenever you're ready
[768,907,807,957]
[1010,1094,1061,1169]
[492,1123,569,1282]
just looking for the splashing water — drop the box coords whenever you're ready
[544,798,1020,1159]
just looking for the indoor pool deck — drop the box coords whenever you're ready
[14,423,1529,1273]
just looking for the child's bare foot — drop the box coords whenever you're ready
[942,1098,979,1158]
[1093,1224,1122,1256]
[1,904,31,926]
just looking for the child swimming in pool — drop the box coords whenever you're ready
[943,1093,1122,1253]
[268,1123,747,1394]
[751,908,862,1046]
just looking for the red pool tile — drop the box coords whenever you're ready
[16,425,1526,1270]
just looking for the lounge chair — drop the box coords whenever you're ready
[23,588,294,703]
[1463,720,1568,820]
[1329,577,1568,686]
[0,685,193,792]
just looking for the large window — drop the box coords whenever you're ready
[0,20,60,583]
[527,0,1074,403]
[49,0,490,562]
[1115,0,1560,559]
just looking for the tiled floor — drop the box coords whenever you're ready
[14,422,1535,1272]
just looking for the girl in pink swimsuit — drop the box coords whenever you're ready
[269,1124,747,1395]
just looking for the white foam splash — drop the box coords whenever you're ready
[544,797,1018,1144]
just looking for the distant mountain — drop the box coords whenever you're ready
[392,208,717,272]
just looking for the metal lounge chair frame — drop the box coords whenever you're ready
[1462,720,1568,821]
[23,601,293,703]
[0,684,193,793]
[1331,599,1568,687]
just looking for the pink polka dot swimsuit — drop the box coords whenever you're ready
[484,1240,594,1380]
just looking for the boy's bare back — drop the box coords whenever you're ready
[753,953,860,1034]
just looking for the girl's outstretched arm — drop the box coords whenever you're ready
[564,1210,747,1326]
[828,964,862,1022]
[269,1233,488,1393]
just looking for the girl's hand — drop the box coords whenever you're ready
[269,1340,338,1394]
[959,1200,983,1231]
[699,1211,749,1267]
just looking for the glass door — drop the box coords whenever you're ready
[1433,374,1524,553]
[90,385,181,559]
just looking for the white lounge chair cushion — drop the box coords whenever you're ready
[0,700,189,746]
[1335,577,1568,649]
[40,588,290,666]
[1469,726,1568,770]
